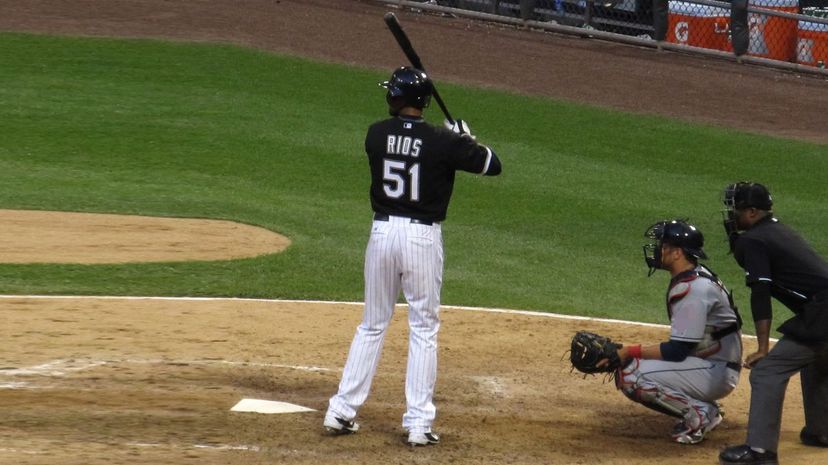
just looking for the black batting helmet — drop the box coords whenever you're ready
[643,219,707,275]
[379,66,432,112]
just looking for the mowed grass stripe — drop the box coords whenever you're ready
[0,33,825,332]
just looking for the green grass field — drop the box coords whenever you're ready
[1,32,826,332]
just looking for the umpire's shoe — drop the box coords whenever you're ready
[800,427,828,447]
[719,444,778,465]
[407,431,440,447]
[323,416,359,435]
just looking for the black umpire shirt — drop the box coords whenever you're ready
[734,216,828,320]
[365,115,501,223]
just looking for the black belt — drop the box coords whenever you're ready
[711,323,740,340]
[726,361,742,372]
[373,213,434,226]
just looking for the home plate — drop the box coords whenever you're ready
[230,398,316,414]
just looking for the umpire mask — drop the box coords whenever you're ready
[721,181,773,251]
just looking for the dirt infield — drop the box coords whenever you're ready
[0,296,820,465]
[0,1,825,464]
[0,206,820,465]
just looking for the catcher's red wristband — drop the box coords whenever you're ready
[627,344,642,359]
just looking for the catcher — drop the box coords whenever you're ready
[571,219,743,444]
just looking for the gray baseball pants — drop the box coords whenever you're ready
[746,336,828,451]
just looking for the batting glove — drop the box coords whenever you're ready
[443,118,475,139]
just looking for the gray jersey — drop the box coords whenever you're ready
[668,265,742,364]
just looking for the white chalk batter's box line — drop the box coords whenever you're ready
[0,358,333,380]
[0,294,764,340]
[0,443,260,456]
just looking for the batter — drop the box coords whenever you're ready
[323,66,502,446]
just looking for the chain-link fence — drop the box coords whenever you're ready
[662,0,827,68]
[798,6,828,67]
[430,0,828,68]
[435,0,655,36]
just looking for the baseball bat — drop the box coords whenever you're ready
[383,12,454,124]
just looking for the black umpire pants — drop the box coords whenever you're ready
[746,336,828,451]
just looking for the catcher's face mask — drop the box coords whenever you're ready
[643,219,706,276]
[642,221,666,277]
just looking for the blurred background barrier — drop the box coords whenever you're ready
[666,1,732,51]
[398,0,828,71]
[798,6,828,67]
[748,0,799,61]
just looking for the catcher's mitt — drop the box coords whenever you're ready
[570,331,624,374]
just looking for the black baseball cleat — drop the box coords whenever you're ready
[323,416,359,435]
[719,444,778,465]
[407,431,440,447]
[800,427,828,447]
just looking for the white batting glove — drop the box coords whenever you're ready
[443,118,475,139]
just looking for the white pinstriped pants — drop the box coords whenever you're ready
[327,215,443,433]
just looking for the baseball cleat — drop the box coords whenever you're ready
[672,413,723,445]
[800,427,828,447]
[407,431,440,447]
[323,416,359,435]
[799,427,828,447]
[714,400,726,418]
[718,444,779,465]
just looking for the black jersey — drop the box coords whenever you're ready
[734,216,828,312]
[365,115,500,222]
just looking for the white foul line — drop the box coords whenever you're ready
[0,360,107,376]
[0,294,668,326]
[0,294,765,339]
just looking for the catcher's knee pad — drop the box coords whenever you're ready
[614,358,639,395]
[631,384,687,418]
[615,361,686,418]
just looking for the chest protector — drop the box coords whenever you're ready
[666,268,743,358]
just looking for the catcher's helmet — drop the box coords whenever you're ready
[379,66,433,112]
[643,219,707,275]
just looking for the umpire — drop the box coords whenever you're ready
[719,182,828,465]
